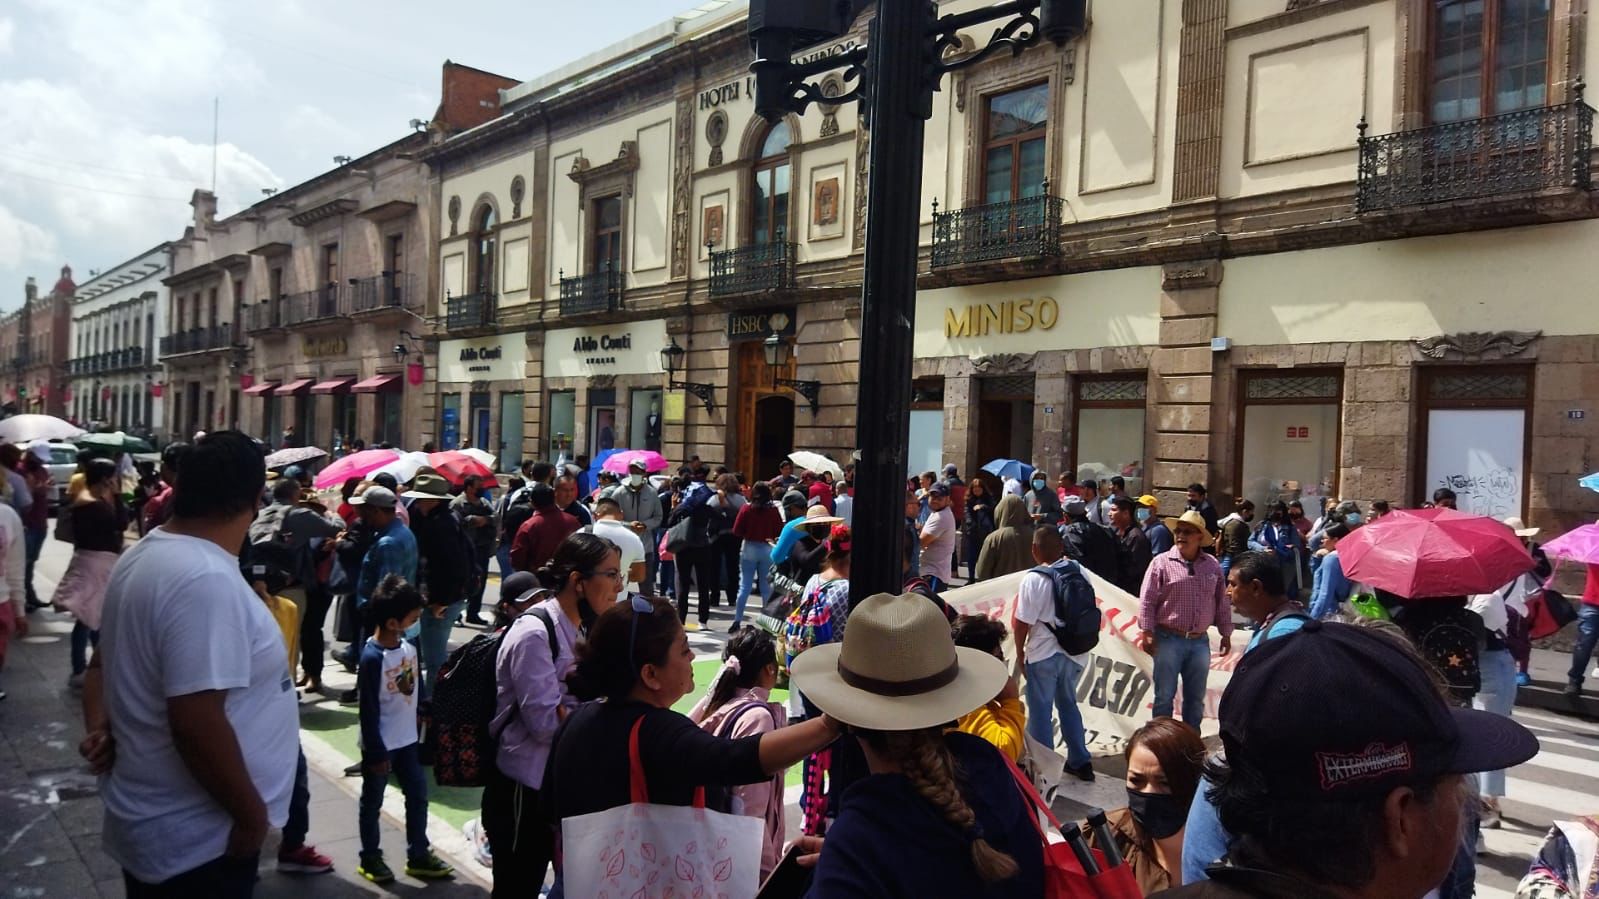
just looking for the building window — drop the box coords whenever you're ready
[751,121,791,246]
[1431,0,1551,123]
[982,82,1049,203]
[208,287,219,329]
[1236,370,1342,514]
[322,243,339,286]
[472,207,497,294]
[590,196,622,274]
[1418,365,1531,516]
[1073,376,1147,497]
[387,233,404,274]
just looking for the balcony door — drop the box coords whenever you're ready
[751,121,791,247]
[982,82,1049,203]
[473,206,497,295]
[591,196,622,275]
[1430,0,1551,123]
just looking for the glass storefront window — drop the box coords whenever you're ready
[378,391,403,447]
[440,393,461,451]
[1073,377,1146,495]
[500,392,525,471]
[549,391,576,464]
[629,389,663,453]
[1237,371,1342,513]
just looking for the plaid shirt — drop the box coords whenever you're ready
[1138,547,1232,636]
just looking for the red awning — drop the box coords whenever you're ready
[276,378,314,396]
[243,381,279,396]
[310,378,354,395]
[352,374,401,394]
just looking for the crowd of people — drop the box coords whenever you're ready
[0,433,1592,898]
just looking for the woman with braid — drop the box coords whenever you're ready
[789,592,1043,896]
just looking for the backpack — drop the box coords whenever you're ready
[501,488,535,542]
[782,579,847,671]
[245,504,303,591]
[1029,560,1101,656]
[1396,604,1483,702]
[430,607,559,787]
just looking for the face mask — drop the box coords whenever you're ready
[1125,789,1187,839]
[1136,507,1151,523]
[628,474,644,487]
[1031,480,1046,491]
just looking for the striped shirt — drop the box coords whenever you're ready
[1138,547,1232,636]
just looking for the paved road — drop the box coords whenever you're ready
[4,531,1595,896]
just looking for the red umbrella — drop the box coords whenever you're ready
[1338,507,1535,598]
[427,450,495,487]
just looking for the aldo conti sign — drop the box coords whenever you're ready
[439,337,525,383]
[546,319,667,379]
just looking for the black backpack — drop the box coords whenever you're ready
[1062,520,1120,584]
[1396,604,1483,703]
[244,504,303,591]
[1029,560,1101,656]
[501,489,535,542]
[430,607,558,787]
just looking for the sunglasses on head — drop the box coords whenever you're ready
[626,593,656,674]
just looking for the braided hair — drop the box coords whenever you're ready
[859,726,1019,883]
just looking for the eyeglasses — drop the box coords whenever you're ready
[626,593,655,674]
[589,568,623,582]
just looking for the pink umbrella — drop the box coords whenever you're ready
[602,450,669,475]
[1542,523,1599,565]
[1338,507,1535,598]
[312,448,402,490]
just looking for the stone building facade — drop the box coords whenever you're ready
[1,269,75,418]
[68,246,167,433]
[412,0,1598,532]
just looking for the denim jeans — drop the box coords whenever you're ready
[1474,649,1517,797]
[1568,603,1599,687]
[283,747,311,849]
[419,600,465,698]
[495,545,514,582]
[123,854,259,899]
[1152,629,1210,727]
[734,540,772,627]
[23,525,44,606]
[360,742,429,860]
[1024,652,1091,769]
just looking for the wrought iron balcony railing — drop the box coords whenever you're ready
[446,292,497,330]
[931,192,1064,269]
[282,285,347,323]
[158,326,232,355]
[558,269,622,317]
[350,272,419,313]
[709,241,797,297]
[1357,98,1595,214]
[244,298,285,333]
[72,347,146,374]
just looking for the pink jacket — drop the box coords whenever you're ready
[689,686,787,876]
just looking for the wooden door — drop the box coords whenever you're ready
[977,400,1011,466]
[735,341,794,479]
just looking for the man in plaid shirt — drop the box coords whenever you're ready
[1135,509,1232,727]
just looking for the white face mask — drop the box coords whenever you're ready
[628,474,644,487]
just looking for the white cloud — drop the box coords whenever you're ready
[0,18,15,55]
[0,204,58,271]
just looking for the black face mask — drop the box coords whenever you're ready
[1125,789,1187,839]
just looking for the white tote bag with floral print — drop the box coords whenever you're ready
[562,718,763,899]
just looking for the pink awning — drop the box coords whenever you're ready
[310,378,354,395]
[275,378,314,396]
[352,374,401,394]
[243,381,279,396]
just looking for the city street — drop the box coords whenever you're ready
[2,530,1596,896]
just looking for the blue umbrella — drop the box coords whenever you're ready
[1581,472,1599,493]
[981,458,1035,482]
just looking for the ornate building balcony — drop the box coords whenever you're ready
[159,326,233,356]
[1357,98,1595,214]
[283,285,348,324]
[558,269,622,318]
[350,272,420,314]
[445,292,497,331]
[709,241,797,299]
[930,192,1064,269]
[244,298,285,334]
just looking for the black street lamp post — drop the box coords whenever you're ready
[660,339,718,413]
[762,328,821,415]
[750,0,1085,607]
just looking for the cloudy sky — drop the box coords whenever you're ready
[0,0,701,308]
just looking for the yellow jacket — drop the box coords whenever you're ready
[953,696,1026,762]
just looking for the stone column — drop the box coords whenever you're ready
[524,329,544,462]
[1151,261,1221,510]
[941,368,975,478]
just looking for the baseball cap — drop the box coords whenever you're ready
[349,486,398,509]
[628,459,648,473]
[499,571,549,607]
[928,482,949,498]
[1136,494,1159,510]
[942,463,958,476]
[781,489,807,509]
[1218,620,1538,800]
[1062,496,1087,516]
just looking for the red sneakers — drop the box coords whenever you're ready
[277,844,335,875]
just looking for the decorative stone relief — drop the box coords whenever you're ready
[706,109,728,167]
[567,141,640,187]
[852,117,869,250]
[1413,331,1541,362]
[589,374,616,389]
[671,96,694,280]
[509,176,525,219]
[818,76,844,137]
[447,195,461,236]
[971,352,1037,374]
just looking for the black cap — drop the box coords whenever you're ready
[499,571,547,607]
[1219,620,1537,800]
[928,482,949,498]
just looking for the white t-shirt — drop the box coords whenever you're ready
[592,518,646,601]
[99,528,299,884]
[835,493,854,527]
[920,507,957,582]
[368,639,420,750]
[1014,564,1089,667]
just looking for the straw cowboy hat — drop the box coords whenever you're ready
[1164,509,1210,535]
[789,593,1006,731]
[1502,516,1540,539]
[803,505,843,527]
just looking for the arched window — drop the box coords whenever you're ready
[751,121,791,246]
[472,205,498,295]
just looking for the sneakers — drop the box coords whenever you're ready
[1516,671,1532,687]
[1065,762,1096,783]
[67,672,85,691]
[356,855,395,884]
[464,614,489,626]
[405,851,454,879]
[463,818,493,869]
[1564,682,1583,700]
[277,844,334,874]
[339,688,359,705]
[1480,798,1502,830]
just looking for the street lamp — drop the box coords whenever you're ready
[762,329,820,415]
[749,0,1086,607]
[659,338,716,413]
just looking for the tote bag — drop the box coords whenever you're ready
[562,717,764,899]
[1001,752,1141,899]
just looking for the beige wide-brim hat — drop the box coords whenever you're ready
[803,505,843,527]
[1503,516,1540,538]
[790,593,1007,732]
[1164,509,1210,535]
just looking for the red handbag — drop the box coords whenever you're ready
[1002,753,1142,899]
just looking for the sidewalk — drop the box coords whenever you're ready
[0,538,490,898]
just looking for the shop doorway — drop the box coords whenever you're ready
[1235,370,1342,513]
[548,391,576,464]
[1073,375,1148,496]
[1417,366,1531,518]
[753,395,795,483]
[469,391,491,451]
[589,388,617,454]
[499,392,524,471]
[440,393,461,451]
[735,341,795,480]
[630,388,663,453]
[977,375,1034,467]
